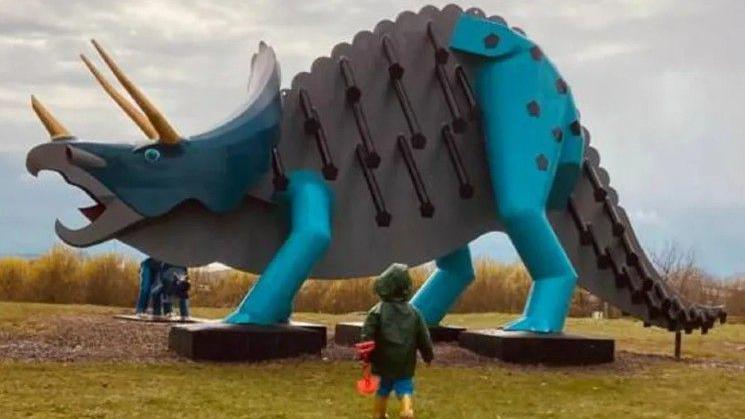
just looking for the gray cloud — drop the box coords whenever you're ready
[0,0,743,276]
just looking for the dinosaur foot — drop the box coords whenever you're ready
[503,275,577,333]
[503,316,559,334]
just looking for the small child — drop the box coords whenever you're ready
[359,263,434,419]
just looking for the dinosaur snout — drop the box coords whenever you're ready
[64,145,107,169]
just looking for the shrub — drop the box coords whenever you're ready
[0,245,741,316]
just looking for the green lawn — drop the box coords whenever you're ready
[2,360,744,418]
[1,302,744,418]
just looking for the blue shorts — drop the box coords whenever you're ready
[376,376,414,397]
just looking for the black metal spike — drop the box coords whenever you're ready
[685,310,699,334]
[620,232,640,266]
[668,298,683,321]
[666,319,679,332]
[351,104,381,168]
[441,125,474,199]
[602,197,625,237]
[606,248,629,289]
[298,90,337,180]
[382,36,426,149]
[700,309,714,333]
[434,61,466,134]
[583,162,608,202]
[397,135,435,217]
[312,110,338,180]
[567,198,591,244]
[678,306,693,334]
[339,57,362,103]
[426,22,449,65]
[340,58,380,168]
[356,145,390,227]
[455,66,478,120]
[644,290,662,319]
[382,35,404,80]
[653,282,665,298]
[628,273,646,304]
[634,264,654,291]
[660,294,673,313]
[299,89,320,134]
[584,224,608,268]
[718,309,727,324]
[271,147,288,191]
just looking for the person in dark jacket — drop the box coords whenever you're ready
[360,263,434,419]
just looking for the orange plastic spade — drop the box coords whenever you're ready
[356,363,379,395]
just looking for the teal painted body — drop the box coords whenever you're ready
[409,246,474,326]
[225,170,333,325]
[449,14,584,332]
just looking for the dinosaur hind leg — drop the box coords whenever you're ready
[409,245,474,326]
[501,210,576,333]
[224,170,333,325]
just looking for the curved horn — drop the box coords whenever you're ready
[30,95,73,141]
[80,54,159,140]
[90,39,181,145]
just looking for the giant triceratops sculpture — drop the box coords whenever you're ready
[27,5,725,334]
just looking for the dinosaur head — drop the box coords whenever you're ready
[26,40,282,247]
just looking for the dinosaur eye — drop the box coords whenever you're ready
[144,148,161,163]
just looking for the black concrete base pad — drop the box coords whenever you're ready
[459,329,614,365]
[169,322,327,361]
[334,321,466,346]
[114,314,208,324]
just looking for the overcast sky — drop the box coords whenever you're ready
[1,0,744,276]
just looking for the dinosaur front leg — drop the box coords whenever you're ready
[409,246,474,326]
[224,170,333,325]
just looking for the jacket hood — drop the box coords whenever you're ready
[374,263,412,302]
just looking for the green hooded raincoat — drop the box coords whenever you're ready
[361,264,434,379]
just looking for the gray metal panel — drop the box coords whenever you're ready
[275,5,500,277]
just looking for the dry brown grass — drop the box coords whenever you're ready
[0,246,137,306]
[1,245,742,316]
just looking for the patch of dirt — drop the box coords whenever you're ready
[2,314,741,373]
[322,341,674,375]
[0,315,178,362]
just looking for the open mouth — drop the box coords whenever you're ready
[79,193,106,222]
[26,142,144,247]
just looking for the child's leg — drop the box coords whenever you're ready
[178,297,190,319]
[374,378,393,419]
[134,262,152,314]
[373,396,388,419]
[151,289,162,316]
[394,378,415,418]
[163,296,173,316]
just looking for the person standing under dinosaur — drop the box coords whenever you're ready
[359,263,434,419]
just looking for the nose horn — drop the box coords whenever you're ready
[66,146,107,169]
[30,95,74,141]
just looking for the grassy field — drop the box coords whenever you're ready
[1,302,745,418]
